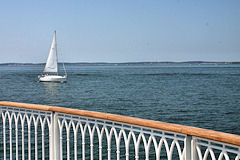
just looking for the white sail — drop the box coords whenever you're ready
[43,31,58,73]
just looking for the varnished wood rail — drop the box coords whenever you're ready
[0,101,240,160]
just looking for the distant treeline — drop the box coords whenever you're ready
[0,61,239,66]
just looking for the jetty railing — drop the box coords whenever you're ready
[0,101,239,160]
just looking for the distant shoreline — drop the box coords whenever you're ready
[0,61,239,66]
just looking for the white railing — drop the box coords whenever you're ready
[0,101,240,160]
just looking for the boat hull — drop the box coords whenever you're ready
[39,75,67,83]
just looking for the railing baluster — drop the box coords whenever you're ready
[27,116,31,160]
[49,113,53,160]
[97,126,104,160]
[15,115,18,160]
[135,133,141,160]
[8,113,12,160]
[54,113,60,160]
[50,112,60,160]
[59,130,63,160]
[185,135,192,160]
[21,115,25,160]
[191,137,197,160]
[238,149,240,160]
[58,118,65,160]
[34,116,38,160]
[82,131,86,160]
[89,124,95,160]
[73,125,78,160]
[116,130,120,160]
[107,130,111,160]
[66,122,70,160]
[41,119,45,160]
[2,112,6,160]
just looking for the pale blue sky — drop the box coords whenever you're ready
[0,0,239,63]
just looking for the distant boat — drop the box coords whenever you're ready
[38,31,67,82]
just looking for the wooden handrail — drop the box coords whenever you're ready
[0,101,240,146]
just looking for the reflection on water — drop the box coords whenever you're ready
[42,82,59,94]
[40,82,66,104]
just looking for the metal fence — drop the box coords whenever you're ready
[0,102,239,160]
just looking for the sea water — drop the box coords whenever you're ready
[0,64,239,135]
[0,64,240,159]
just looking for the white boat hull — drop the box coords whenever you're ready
[39,75,67,83]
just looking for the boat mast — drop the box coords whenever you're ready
[54,30,58,75]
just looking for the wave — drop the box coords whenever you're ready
[74,73,240,77]
[130,73,219,76]
[75,74,89,76]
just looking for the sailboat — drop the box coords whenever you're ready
[38,31,67,82]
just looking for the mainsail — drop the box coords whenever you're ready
[43,31,58,73]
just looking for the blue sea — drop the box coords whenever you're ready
[0,64,239,135]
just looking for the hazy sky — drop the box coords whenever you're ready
[0,0,239,63]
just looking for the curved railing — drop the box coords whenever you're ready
[0,101,239,160]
